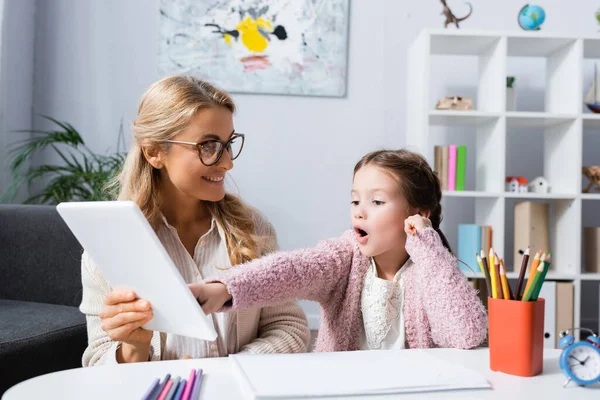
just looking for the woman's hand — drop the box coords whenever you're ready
[99,288,153,363]
[188,283,232,314]
[404,214,432,235]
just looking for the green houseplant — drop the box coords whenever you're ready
[1,116,127,204]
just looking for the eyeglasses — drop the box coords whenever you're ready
[162,133,245,166]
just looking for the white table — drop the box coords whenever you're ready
[3,348,598,399]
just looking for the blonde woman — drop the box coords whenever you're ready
[80,76,310,365]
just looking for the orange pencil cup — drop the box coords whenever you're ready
[488,297,545,377]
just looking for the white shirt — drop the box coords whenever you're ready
[158,213,236,359]
[359,257,410,350]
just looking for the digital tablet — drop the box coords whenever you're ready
[57,200,217,340]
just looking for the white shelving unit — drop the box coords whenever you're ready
[407,29,600,334]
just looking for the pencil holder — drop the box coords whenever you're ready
[488,297,545,377]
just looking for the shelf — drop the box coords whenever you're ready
[583,38,600,59]
[580,273,600,281]
[505,193,577,200]
[429,111,500,126]
[507,36,576,58]
[581,193,600,200]
[444,191,577,200]
[443,191,501,198]
[582,114,600,130]
[429,32,502,56]
[506,112,576,129]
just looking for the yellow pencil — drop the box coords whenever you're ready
[489,247,498,299]
[476,254,492,298]
[499,259,511,300]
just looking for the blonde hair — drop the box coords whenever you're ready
[109,75,263,264]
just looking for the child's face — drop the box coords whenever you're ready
[351,164,413,258]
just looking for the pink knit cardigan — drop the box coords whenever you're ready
[212,227,487,352]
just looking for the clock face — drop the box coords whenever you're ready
[567,345,600,382]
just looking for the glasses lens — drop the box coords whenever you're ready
[200,141,223,165]
[227,135,244,160]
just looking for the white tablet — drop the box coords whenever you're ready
[57,200,217,341]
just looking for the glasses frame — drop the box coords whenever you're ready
[162,133,245,166]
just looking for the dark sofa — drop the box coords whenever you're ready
[0,205,87,395]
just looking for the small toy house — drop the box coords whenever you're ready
[506,176,528,193]
[528,176,551,193]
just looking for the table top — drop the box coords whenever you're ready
[3,348,599,399]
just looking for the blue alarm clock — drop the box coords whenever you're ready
[558,327,600,387]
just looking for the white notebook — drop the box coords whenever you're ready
[230,349,490,399]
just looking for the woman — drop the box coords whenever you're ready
[80,76,309,365]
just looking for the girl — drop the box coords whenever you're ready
[192,149,487,352]
[80,76,309,365]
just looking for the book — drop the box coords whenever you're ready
[441,146,449,191]
[434,145,443,182]
[456,145,467,191]
[458,224,482,273]
[230,350,490,399]
[448,144,457,191]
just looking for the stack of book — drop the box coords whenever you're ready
[458,224,492,273]
[434,145,467,191]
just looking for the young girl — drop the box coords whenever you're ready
[192,149,487,351]
[80,76,309,366]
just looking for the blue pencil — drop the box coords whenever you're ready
[149,374,171,400]
[173,379,187,400]
[164,376,181,400]
[189,369,203,400]
[142,378,160,400]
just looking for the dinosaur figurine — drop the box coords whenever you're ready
[582,166,600,193]
[441,0,473,28]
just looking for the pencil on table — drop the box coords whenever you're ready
[495,256,504,300]
[531,253,552,301]
[476,253,492,298]
[514,247,530,300]
[499,258,512,300]
[522,250,542,297]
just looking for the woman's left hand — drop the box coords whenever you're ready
[404,214,432,235]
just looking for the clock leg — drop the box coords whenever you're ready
[562,377,571,388]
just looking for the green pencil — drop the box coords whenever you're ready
[522,262,544,301]
[531,253,552,301]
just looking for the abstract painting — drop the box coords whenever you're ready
[158,0,350,97]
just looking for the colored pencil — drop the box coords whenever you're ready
[522,250,542,297]
[514,247,530,300]
[142,378,160,400]
[522,261,544,301]
[173,379,186,400]
[165,377,181,400]
[476,253,492,298]
[495,256,503,300]
[499,259,511,300]
[157,379,174,400]
[489,248,498,299]
[531,253,552,301]
[190,369,204,400]
[181,369,196,400]
[500,258,513,300]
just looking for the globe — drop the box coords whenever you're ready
[518,4,546,30]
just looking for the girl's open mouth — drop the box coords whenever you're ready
[354,227,369,245]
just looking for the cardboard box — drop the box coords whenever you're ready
[514,202,549,268]
[584,227,600,273]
